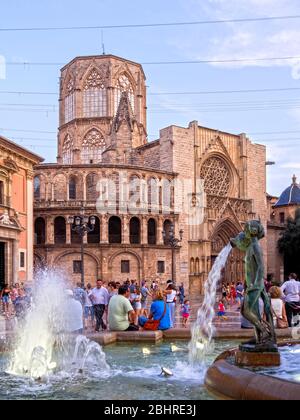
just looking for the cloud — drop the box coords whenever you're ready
[177,0,300,76]
[280,162,300,169]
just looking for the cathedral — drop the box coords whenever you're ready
[33,54,267,297]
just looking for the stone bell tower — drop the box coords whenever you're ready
[57,55,148,166]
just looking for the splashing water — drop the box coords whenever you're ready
[189,244,232,364]
[8,269,109,380]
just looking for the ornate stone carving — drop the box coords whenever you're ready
[200,157,230,196]
[83,66,108,90]
[3,158,19,173]
[113,92,134,133]
[62,135,73,165]
[66,78,75,93]
[0,211,15,226]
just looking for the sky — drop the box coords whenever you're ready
[1,0,300,196]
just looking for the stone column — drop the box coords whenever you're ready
[12,239,19,286]
[66,222,71,245]
[83,174,87,201]
[122,215,130,245]
[141,216,148,245]
[46,216,55,245]
[100,215,109,244]
[157,217,164,245]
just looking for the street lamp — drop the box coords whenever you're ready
[162,223,184,284]
[68,210,96,288]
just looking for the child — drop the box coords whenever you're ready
[181,299,190,328]
[217,300,227,321]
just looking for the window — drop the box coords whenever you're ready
[54,217,66,244]
[73,261,82,274]
[34,218,46,245]
[62,135,73,165]
[69,176,77,200]
[130,217,141,244]
[115,74,135,114]
[157,261,165,274]
[20,252,25,269]
[280,212,285,224]
[109,216,122,244]
[81,129,106,164]
[148,218,157,245]
[83,69,107,117]
[65,79,75,123]
[34,177,41,200]
[87,216,100,244]
[121,260,130,274]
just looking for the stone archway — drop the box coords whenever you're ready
[211,218,245,285]
[108,251,141,284]
[54,251,100,286]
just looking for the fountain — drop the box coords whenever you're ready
[204,220,300,400]
[7,270,109,381]
[189,243,232,363]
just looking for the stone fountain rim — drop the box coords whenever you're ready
[205,341,300,401]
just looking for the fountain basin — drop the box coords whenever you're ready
[205,343,300,400]
[0,340,238,400]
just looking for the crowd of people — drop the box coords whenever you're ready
[0,283,32,320]
[69,279,190,334]
[218,273,300,329]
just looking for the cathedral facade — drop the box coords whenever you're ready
[33,54,267,296]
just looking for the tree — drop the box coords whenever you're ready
[278,208,300,277]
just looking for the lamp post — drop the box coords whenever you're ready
[68,210,96,288]
[162,223,184,284]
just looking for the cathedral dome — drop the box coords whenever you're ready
[274,175,300,207]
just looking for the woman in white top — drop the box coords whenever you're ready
[133,286,142,325]
[269,286,288,329]
[164,284,177,328]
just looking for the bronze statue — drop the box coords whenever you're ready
[231,220,277,352]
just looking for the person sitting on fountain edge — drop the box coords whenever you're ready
[108,285,139,332]
[64,290,84,335]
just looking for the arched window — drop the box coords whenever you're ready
[163,220,173,245]
[62,135,73,165]
[190,258,195,274]
[130,217,141,244]
[109,216,122,244]
[115,74,135,114]
[86,173,98,201]
[83,69,107,117]
[195,258,200,274]
[81,129,106,164]
[34,218,46,245]
[54,217,66,244]
[69,176,77,200]
[88,216,100,244]
[65,79,75,123]
[148,218,157,245]
[34,176,41,200]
